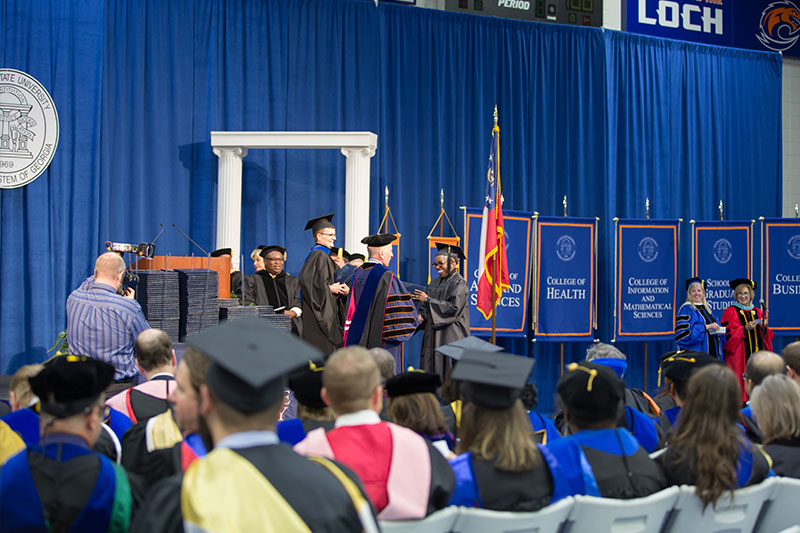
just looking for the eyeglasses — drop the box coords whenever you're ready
[86,404,111,420]
[318,232,336,238]
[432,261,449,267]
[742,372,749,380]
[264,257,284,262]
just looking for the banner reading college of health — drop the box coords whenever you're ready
[464,207,532,337]
[762,219,800,335]
[534,217,596,342]
[693,221,753,315]
[615,219,679,341]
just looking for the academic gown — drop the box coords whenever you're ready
[722,305,773,401]
[0,433,145,532]
[419,272,470,380]
[674,303,723,358]
[243,270,303,333]
[134,438,375,533]
[335,263,358,286]
[660,438,773,488]
[344,261,419,370]
[106,375,173,425]
[121,409,185,487]
[763,437,800,478]
[299,247,346,354]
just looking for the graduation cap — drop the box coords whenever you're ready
[451,350,534,410]
[288,361,327,409]
[260,245,286,260]
[557,361,625,420]
[659,350,721,386]
[210,248,232,258]
[730,278,756,291]
[685,277,707,291]
[361,233,396,247]
[349,253,366,262]
[434,336,503,361]
[385,368,442,398]
[435,243,466,261]
[29,355,115,419]
[187,316,323,413]
[329,247,349,260]
[305,213,335,233]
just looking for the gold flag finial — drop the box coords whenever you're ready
[646,197,650,220]
[493,105,498,126]
[719,200,724,221]
[563,195,567,217]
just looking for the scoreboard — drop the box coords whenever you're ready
[444,0,603,26]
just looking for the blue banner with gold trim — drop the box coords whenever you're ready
[762,218,800,335]
[693,221,753,316]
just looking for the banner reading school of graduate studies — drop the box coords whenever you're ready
[534,217,596,342]
[763,219,800,335]
[693,221,753,315]
[464,207,532,337]
[615,219,679,341]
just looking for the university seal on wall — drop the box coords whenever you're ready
[638,237,659,263]
[556,235,576,262]
[0,69,59,189]
[712,238,733,264]
[787,235,800,260]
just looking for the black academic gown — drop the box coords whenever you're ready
[419,272,470,380]
[243,270,303,333]
[299,248,346,354]
[133,442,375,533]
[471,456,554,512]
[660,439,772,487]
[764,437,800,478]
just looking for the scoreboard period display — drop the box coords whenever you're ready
[444,0,602,26]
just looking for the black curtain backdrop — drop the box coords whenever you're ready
[0,0,782,413]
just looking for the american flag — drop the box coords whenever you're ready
[476,121,510,319]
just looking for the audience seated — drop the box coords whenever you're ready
[782,341,800,386]
[520,384,561,445]
[656,350,720,437]
[659,364,773,508]
[277,361,335,445]
[295,345,455,519]
[740,350,785,442]
[750,374,800,478]
[0,364,43,455]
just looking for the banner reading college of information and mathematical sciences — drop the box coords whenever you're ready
[763,219,800,335]
[464,207,532,337]
[694,221,753,315]
[615,220,679,341]
[534,217,595,342]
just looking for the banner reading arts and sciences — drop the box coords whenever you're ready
[615,219,679,341]
[763,219,800,335]
[464,207,532,337]
[693,221,753,315]
[534,217,596,342]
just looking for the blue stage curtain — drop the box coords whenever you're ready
[1,0,782,415]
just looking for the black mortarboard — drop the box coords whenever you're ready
[329,247,349,260]
[451,350,534,410]
[260,245,286,259]
[361,233,396,247]
[557,361,625,420]
[349,253,366,262]
[435,336,503,361]
[288,361,326,409]
[435,243,466,261]
[659,350,721,386]
[29,355,115,419]
[729,278,756,291]
[187,316,322,413]
[385,369,441,398]
[685,277,707,291]
[305,213,335,233]
[211,248,232,258]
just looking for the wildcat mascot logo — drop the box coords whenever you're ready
[757,1,800,52]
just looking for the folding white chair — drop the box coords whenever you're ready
[755,477,800,533]
[450,497,574,533]
[379,506,459,533]
[562,486,679,533]
[663,478,777,533]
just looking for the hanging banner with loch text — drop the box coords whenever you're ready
[762,218,800,335]
[534,216,596,342]
[615,219,679,341]
[693,221,753,316]
[464,207,532,337]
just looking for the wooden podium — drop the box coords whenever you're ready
[130,256,231,298]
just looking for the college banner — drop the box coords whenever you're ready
[464,207,532,337]
[615,219,679,341]
[762,219,800,335]
[692,221,753,315]
[533,217,596,342]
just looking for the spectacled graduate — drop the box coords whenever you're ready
[675,277,723,359]
[136,317,378,533]
[343,233,419,371]
[0,356,145,531]
[448,351,578,511]
[414,243,470,382]
[546,361,667,499]
[298,214,349,354]
[243,245,303,333]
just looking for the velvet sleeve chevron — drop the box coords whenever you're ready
[382,278,419,342]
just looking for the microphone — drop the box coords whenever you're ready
[171,224,209,256]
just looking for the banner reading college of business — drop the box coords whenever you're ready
[762,218,800,335]
[464,207,532,337]
[615,219,679,341]
[534,217,596,342]
[693,221,753,315]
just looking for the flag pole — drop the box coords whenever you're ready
[491,105,499,344]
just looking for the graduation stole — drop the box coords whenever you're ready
[344,263,389,346]
[145,410,182,452]
[0,420,25,465]
[182,448,311,532]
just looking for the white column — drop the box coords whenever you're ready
[341,146,376,252]
[213,146,248,270]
